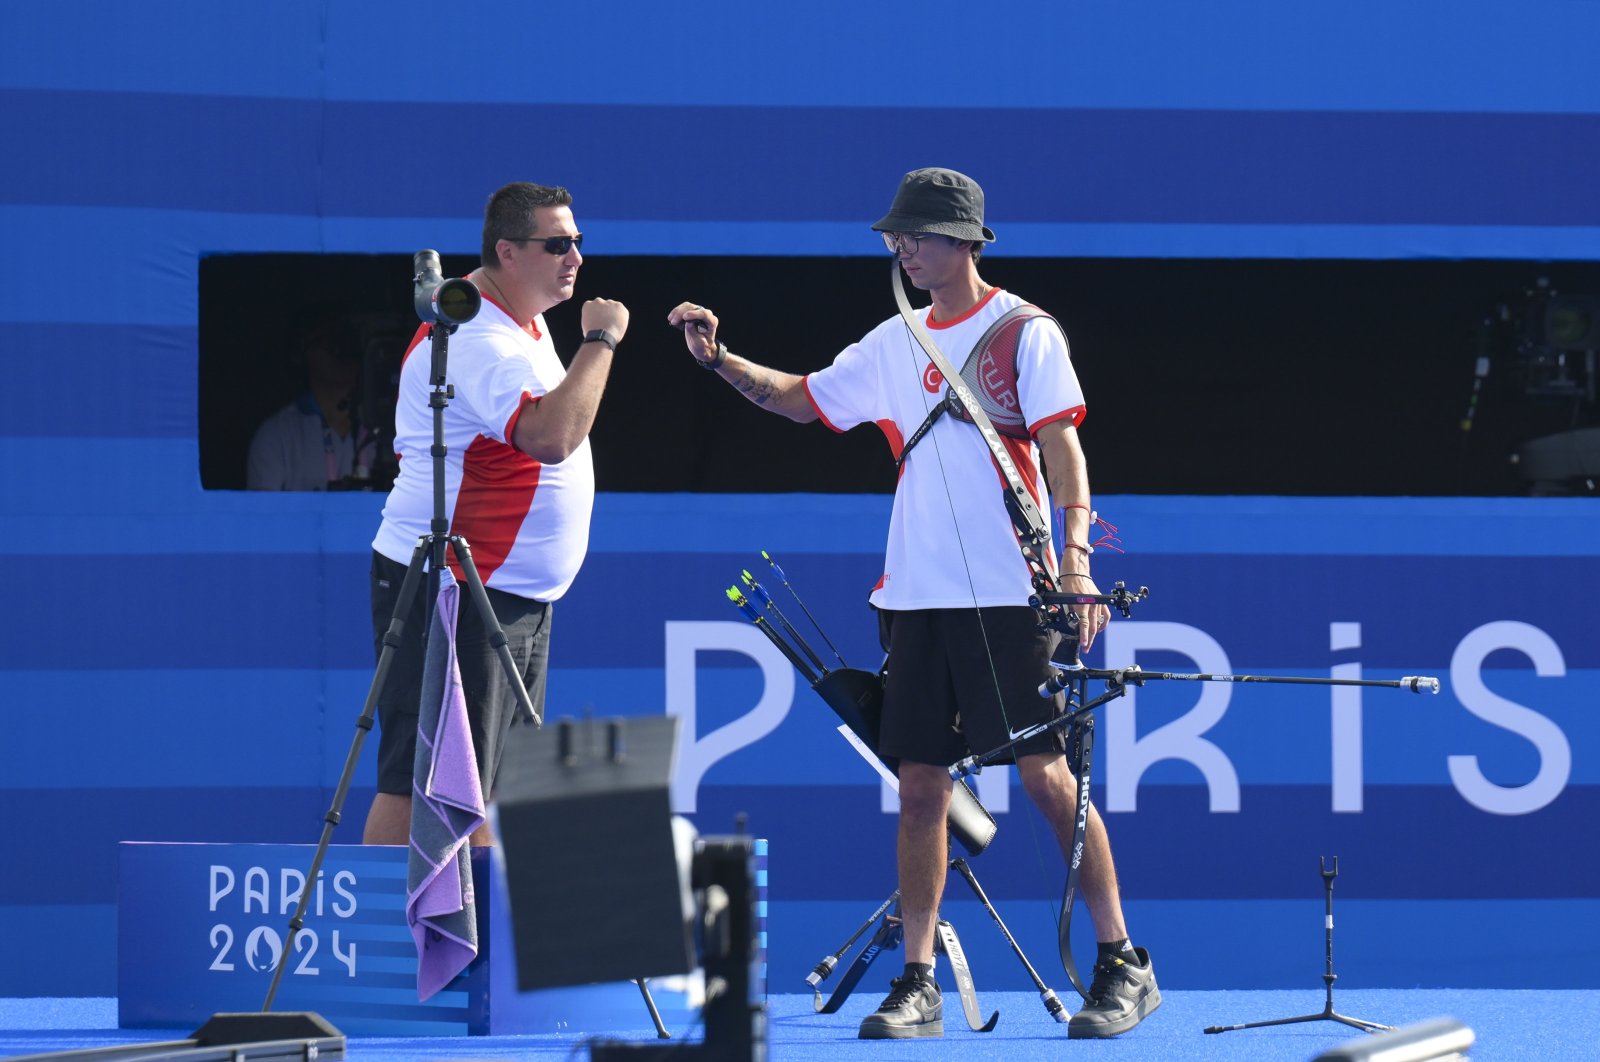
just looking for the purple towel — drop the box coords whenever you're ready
[404,579,487,1001]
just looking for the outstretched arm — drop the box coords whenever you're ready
[667,302,819,423]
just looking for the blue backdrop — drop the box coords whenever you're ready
[2,1,1597,997]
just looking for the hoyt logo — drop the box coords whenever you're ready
[1071,775,1090,870]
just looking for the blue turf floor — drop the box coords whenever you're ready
[2,991,1597,1061]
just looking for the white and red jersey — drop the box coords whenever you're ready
[803,288,1085,610]
[372,297,594,602]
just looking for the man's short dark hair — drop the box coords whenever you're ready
[482,182,573,266]
[944,237,982,264]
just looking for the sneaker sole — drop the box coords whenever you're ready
[858,1019,945,1040]
[1067,987,1162,1040]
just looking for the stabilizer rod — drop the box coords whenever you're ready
[1042,664,1439,698]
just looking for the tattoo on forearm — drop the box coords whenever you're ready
[734,367,778,407]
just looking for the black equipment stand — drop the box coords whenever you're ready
[804,851,1074,1033]
[1204,857,1391,1036]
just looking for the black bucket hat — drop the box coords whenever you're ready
[871,167,996,243]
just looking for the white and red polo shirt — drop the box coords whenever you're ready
[372,297,594,602]
[803,288,1085,610]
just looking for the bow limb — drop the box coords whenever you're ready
[1056,701,1095,1000]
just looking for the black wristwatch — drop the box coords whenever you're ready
[582,329,618,352]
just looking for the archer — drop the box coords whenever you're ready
[668,167,1159,1041]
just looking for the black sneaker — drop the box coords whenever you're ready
[1067,947,1161,1039]
[858,973,944,1039]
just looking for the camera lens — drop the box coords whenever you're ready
[434,278,481,325]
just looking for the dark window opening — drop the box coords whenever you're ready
[200,254,1600,496]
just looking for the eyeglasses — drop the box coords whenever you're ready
[882,231,939,255]
[508,233,584,255]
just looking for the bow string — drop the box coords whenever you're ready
[887,259,1093,1000]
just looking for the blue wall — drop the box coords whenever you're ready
[5,495,1595,995]
[2,2,1597,997]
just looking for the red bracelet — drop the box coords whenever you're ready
[1063,542,1092,555]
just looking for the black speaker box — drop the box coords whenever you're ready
[494,715,696,991]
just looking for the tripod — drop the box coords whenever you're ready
[257,262,669,1036]
[260,296,539,1011]
[1204,857,1390,1036]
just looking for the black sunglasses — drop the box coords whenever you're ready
[508,233,584,255]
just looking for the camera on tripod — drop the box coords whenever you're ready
[413,249,481,326]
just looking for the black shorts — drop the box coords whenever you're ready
[369,550,551,797]
[878,606,1066,767]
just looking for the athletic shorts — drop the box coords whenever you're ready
[369,550,550,796]
[877,606,1067,767]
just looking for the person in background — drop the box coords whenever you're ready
[247,311,376,490]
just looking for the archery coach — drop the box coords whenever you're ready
[365,181,629,847]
